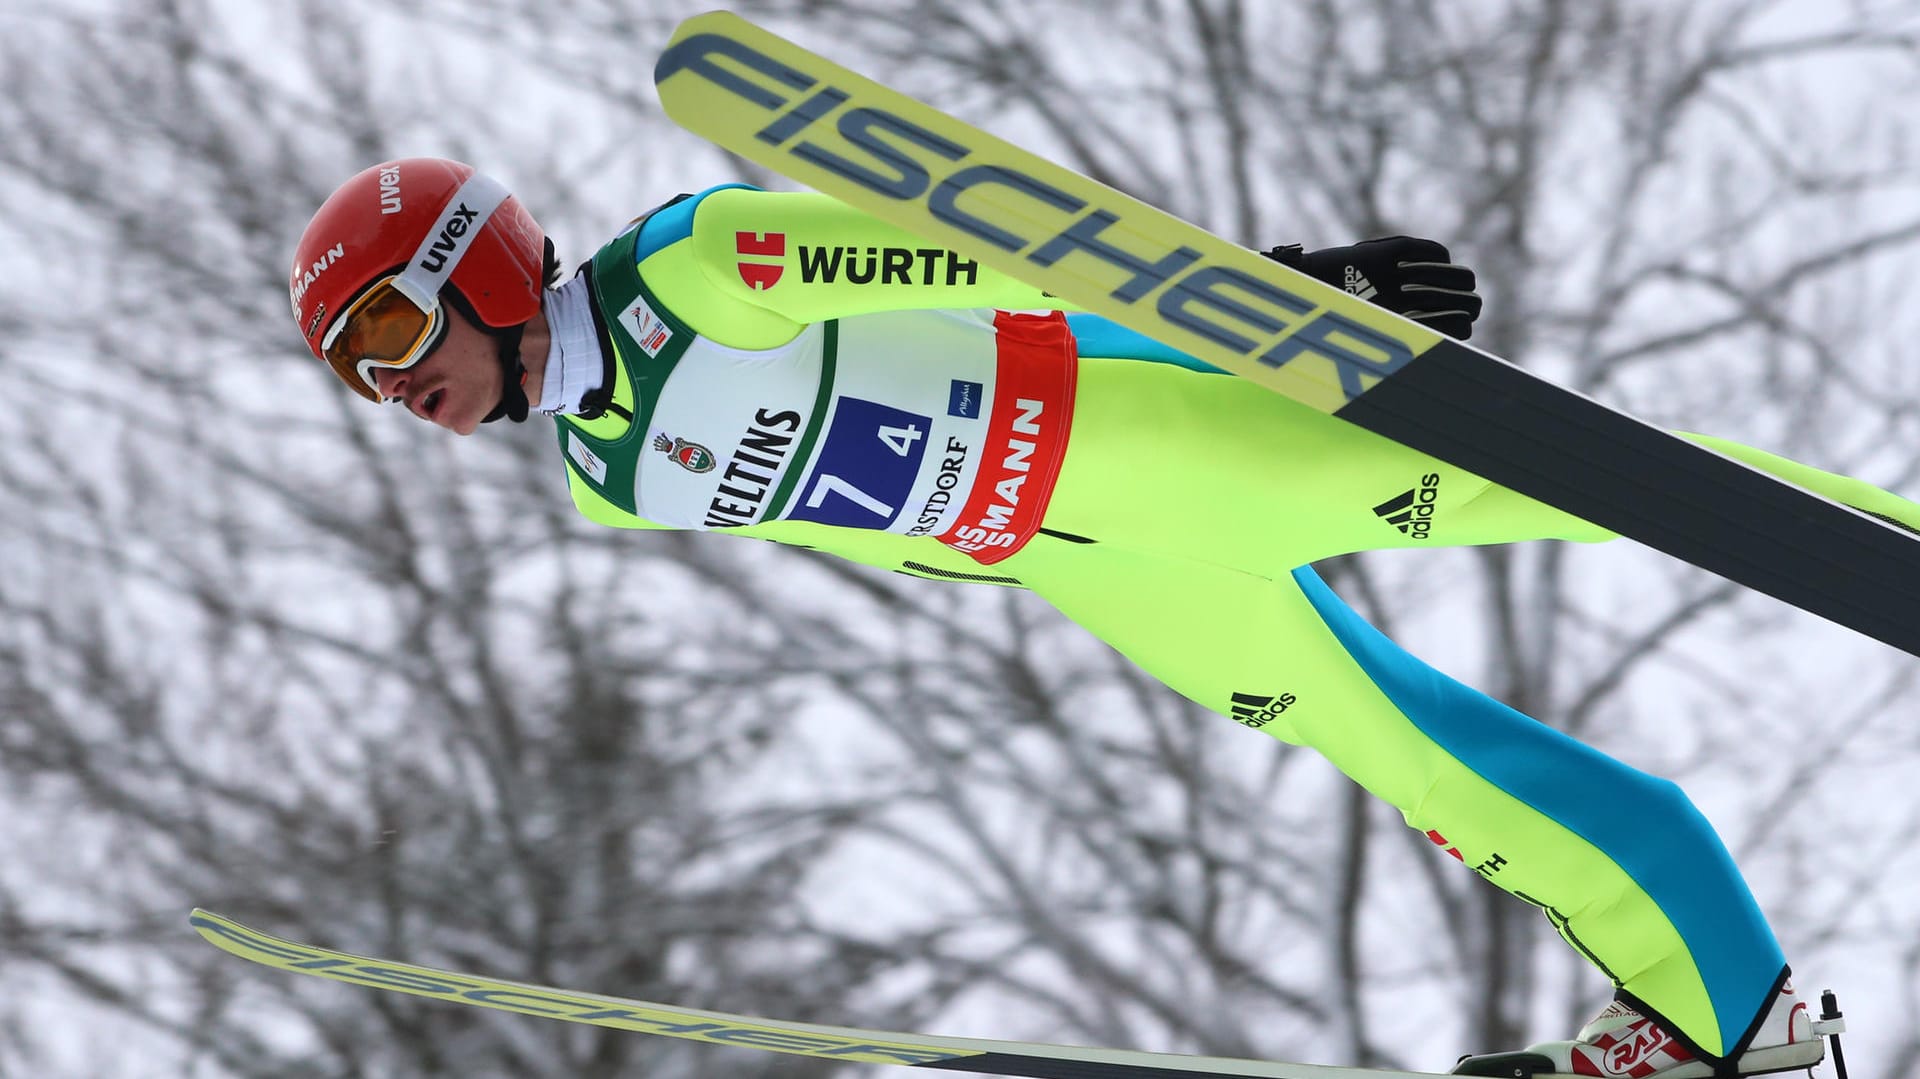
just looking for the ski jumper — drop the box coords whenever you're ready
[552,185,1920,1063]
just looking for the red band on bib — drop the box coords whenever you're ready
[939,311,1077,565]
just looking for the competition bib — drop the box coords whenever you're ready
[627,307,1075,565]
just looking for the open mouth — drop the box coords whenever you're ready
[420,388,445,420]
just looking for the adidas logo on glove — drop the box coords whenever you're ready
[1342,263,1377,300]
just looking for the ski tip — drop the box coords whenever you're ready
[187,907,230,930]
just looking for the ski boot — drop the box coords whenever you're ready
[1451,980,1838,1078]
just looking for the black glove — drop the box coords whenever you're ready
[1263,236,1483,340]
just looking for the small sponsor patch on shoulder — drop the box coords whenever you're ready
[618,296,674,357]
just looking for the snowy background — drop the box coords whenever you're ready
[3,1,1920,1076]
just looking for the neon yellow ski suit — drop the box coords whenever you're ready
[552,184,1920,1062]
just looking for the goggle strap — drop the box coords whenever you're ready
[393,171,512,312]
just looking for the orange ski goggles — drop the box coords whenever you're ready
[321,276,445,401]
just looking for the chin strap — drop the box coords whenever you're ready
[481,321,531,424]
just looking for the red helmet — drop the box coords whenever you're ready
[290,158,545,400]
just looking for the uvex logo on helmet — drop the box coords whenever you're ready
[378,165,402,214]
[417,203,482,274]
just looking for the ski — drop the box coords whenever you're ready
[191,909,1449,1079]
[652,10,1920,659]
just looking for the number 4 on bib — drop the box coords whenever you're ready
[879,422,924,456]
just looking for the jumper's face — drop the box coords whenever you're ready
[371,303,505,435]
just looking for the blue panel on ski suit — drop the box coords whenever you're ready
[1290,563,1784,1053]
[635,182,758,261]
[1065,313,1227,374]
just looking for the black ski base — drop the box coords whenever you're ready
[1339,339,1920,658]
